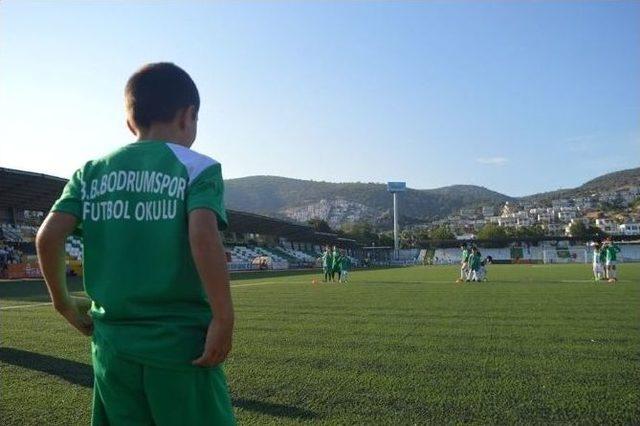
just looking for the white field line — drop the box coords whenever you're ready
[0,302,52,310]
[231,280,309,288]
[0,281,304,310]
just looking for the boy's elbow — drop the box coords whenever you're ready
[35,226,51,252]
[36,223,65,253]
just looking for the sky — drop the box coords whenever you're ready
[1,1,638,197]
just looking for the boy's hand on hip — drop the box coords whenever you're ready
[192,319,233,367]
[57,298,93,336]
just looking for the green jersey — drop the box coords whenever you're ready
[469,253,481,270]
[461,249,469,263]
[322,252,331,268]
[340,256,351,271]
[52,141,228,369]
[599,249,607,263]
[605,244,620,262]
[593,249,602,265]
[332,251,340,269]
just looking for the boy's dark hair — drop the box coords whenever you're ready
[125,62,200,129]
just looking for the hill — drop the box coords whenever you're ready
[225,176,512,228]
[522,167,640,202]
[225,167,640,228]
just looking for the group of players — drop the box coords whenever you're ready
[591,237,621,283]
[456,244,493,283]
[321,246,351,283]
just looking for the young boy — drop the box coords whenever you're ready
[478,254,492,282]
[339,250,351,283]
[331,245,341,282]
[36,63,235,425]
[322,246,332,282]
[604,237,621,283]
[599,241,609,280]
[456,244,469,283]
[467,247,482,282]
[592,243,603,282]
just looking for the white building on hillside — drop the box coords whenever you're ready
[481,206,495,217]
[619,223,640,236]
[595,218,619,235]
[557,211,577,222]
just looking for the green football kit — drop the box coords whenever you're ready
[332,251,341,272]
[322,252,331,270]
[322,251,332,281]
[461,249,469,264]
[52,140,235,425]
[469,253,481,271]
[599,249,607,264]
[605,244,620,264]
[340,256,351,272]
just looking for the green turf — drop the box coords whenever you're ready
[1,264,639,424]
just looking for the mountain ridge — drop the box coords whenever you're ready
[224,167,640,228]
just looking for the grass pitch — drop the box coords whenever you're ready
[1,264,639,424]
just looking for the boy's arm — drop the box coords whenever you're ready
[189,208,234,367]
[36,212,93,336]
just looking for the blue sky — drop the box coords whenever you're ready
[1,1,638,196]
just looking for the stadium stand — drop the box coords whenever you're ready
[0,168,360,276]
[65,236,84,260]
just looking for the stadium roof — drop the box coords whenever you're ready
[0,168,67,212]
[0,168,356,246]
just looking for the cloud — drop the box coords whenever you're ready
[476,157,508,166]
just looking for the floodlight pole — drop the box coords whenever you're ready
[387,182,405,262]
[393,192,399,259]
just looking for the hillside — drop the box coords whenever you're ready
[225,176,512,228]
[522,167,640,202]
[225,167,640,229]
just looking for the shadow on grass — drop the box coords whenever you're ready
[232,398,317,420]
[0,347,93,387]
[0,347,317,420]
[230,269,318,281]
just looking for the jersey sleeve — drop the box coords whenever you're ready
[51,168,84,220]
[186,163,228,230]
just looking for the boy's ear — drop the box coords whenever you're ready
[177,106,197,130]
[126,119,138,136]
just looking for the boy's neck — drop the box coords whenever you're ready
[136,126,190,147]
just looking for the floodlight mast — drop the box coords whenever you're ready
[393,193,399,255]
[387,182,406,261]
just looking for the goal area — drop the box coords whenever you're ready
[542,248,588,264]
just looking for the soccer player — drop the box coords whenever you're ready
[456,244,470,283]
[478,255,492,282]
[467,247,482,282]
[36,63,235,425]
[339,251,351,283]
[592,243,604,282]
[599,241,609,280]
[322,246,332,282]
[331,246,342,282]
[604,237,621,283]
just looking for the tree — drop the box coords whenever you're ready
[341,221,380,245]
[568,221,606,240]
[378,233,394,247]
[506,225,546,239]
[307,218,333,233]
[429,226,455,240]
[476,223,508,241]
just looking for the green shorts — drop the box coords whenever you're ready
[91,342,235,426]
